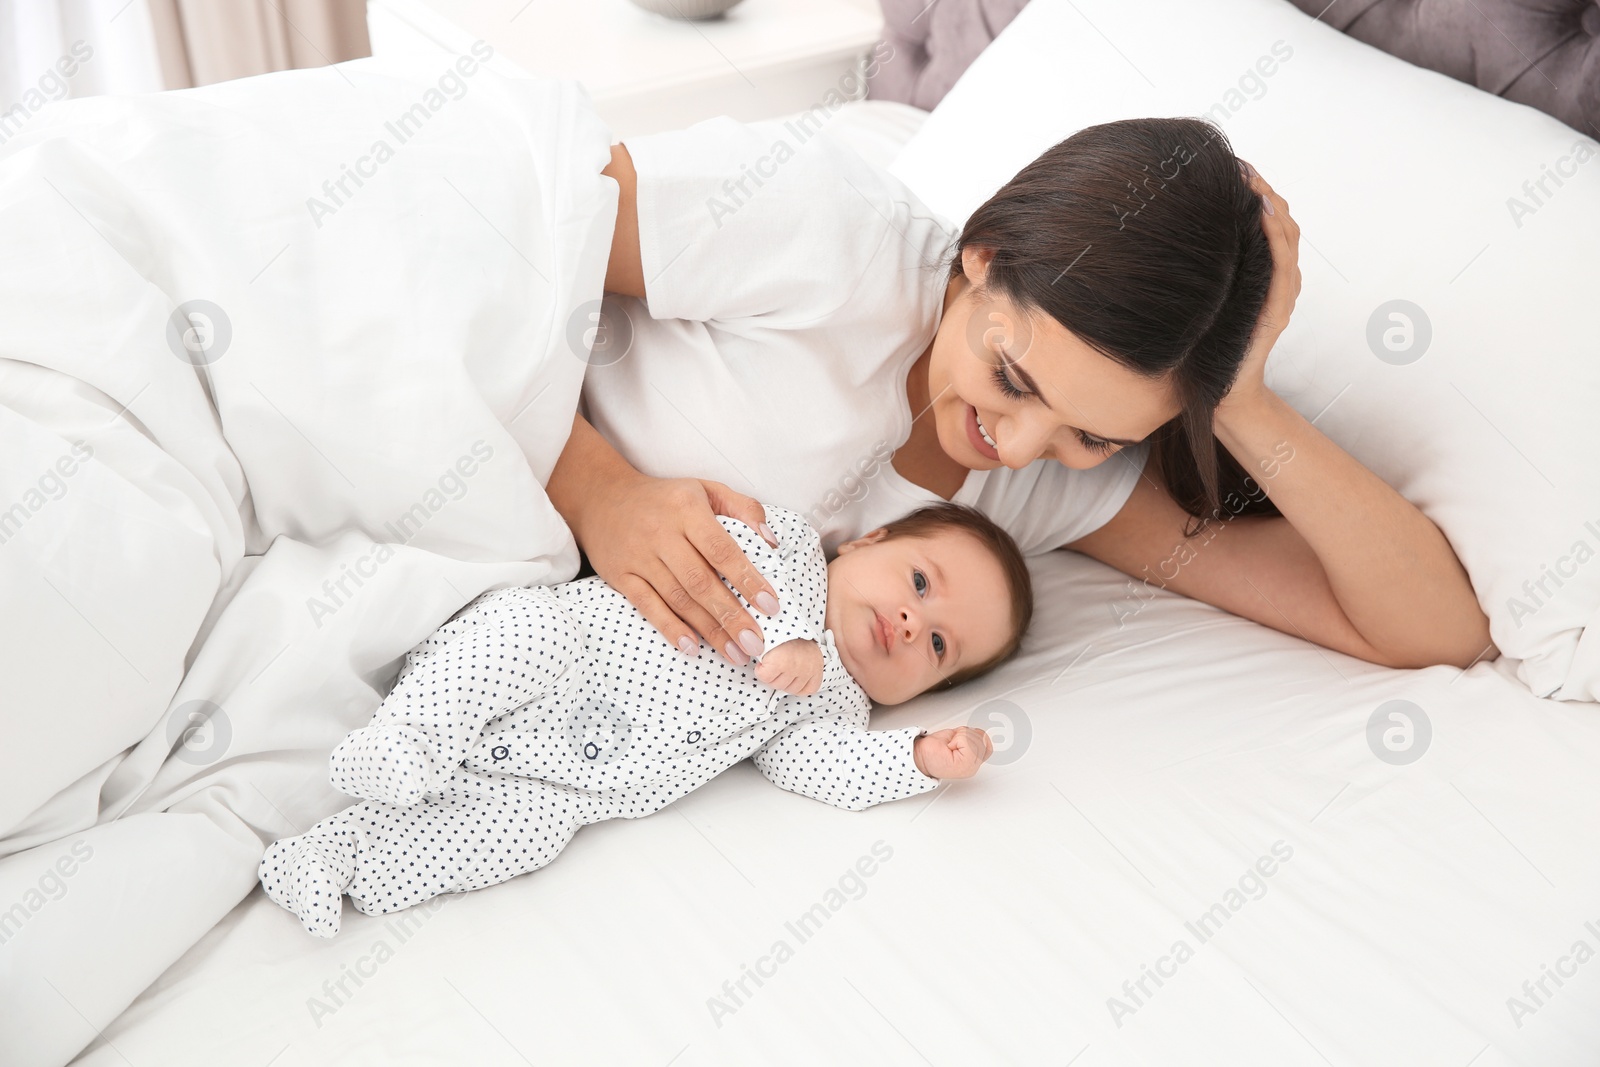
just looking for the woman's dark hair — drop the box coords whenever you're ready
[876,501,1033,690]
[948,116,1280,535]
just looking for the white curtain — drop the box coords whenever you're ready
[0,0,165,121]
[0,0,370,131]
[142,0,370,90]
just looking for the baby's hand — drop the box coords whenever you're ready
[913,728,993,780]
[754,638,823,696]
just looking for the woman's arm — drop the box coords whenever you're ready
[601,142,645,300]
[1222,389,1492,668]
[1071,419,1493,670]
[544,142,783,669]
[1068,165,1494,671]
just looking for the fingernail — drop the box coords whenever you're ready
[723,641,748,666]
[738,629,764,657]
[754,591,779,616]
[677,635,698,657]
[758,522,777,546]
[1263,197,1274,215]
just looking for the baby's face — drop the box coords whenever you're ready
[823,527,1014,705]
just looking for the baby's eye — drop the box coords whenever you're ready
[932,633,946,658]
[913,569,928,596]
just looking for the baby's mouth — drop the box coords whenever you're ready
[874,611,891,653]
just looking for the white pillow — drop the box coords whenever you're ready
[889,0,1600,701]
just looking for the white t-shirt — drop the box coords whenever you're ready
[580,115,1147,558]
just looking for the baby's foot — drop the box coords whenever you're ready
[259,835,354,939]
[329,724,434,806]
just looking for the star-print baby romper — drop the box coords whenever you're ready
[259,505,940,936]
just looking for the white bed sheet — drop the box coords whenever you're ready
[68,546,1600,1066]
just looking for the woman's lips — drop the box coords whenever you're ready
[965,403,1000,461]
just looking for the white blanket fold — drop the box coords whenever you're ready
[0,54,617,1067]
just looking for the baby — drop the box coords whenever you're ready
[260,501,1034,937]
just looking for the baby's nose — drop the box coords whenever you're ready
[897,608,921,641]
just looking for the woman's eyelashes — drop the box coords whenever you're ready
[1075,429,1117,455]
[990,363,1026,400]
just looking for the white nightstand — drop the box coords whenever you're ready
[367,0,886,139]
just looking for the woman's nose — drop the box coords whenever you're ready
[1000,412,1054,468]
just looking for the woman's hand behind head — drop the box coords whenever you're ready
[1217,161,1301,419]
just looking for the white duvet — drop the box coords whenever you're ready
[0,54,617,1067]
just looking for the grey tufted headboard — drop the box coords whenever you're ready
[870,0,1600,138]
[867,0,1030,111]
[1285,0,1600,137]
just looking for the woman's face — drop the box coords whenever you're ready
[927,246,1182,472]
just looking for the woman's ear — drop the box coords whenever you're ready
[960,245,996,286]
[836,527,889,554]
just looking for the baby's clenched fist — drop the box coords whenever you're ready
[913,727,993,779]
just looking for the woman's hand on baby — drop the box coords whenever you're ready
[1218,160,1301,419]
[913,728,993,780]
[754,638,824,696]
[582,471,782,667]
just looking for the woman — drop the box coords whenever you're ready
[546,113,1493,685]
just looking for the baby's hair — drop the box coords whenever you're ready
[875,502,1034,689]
